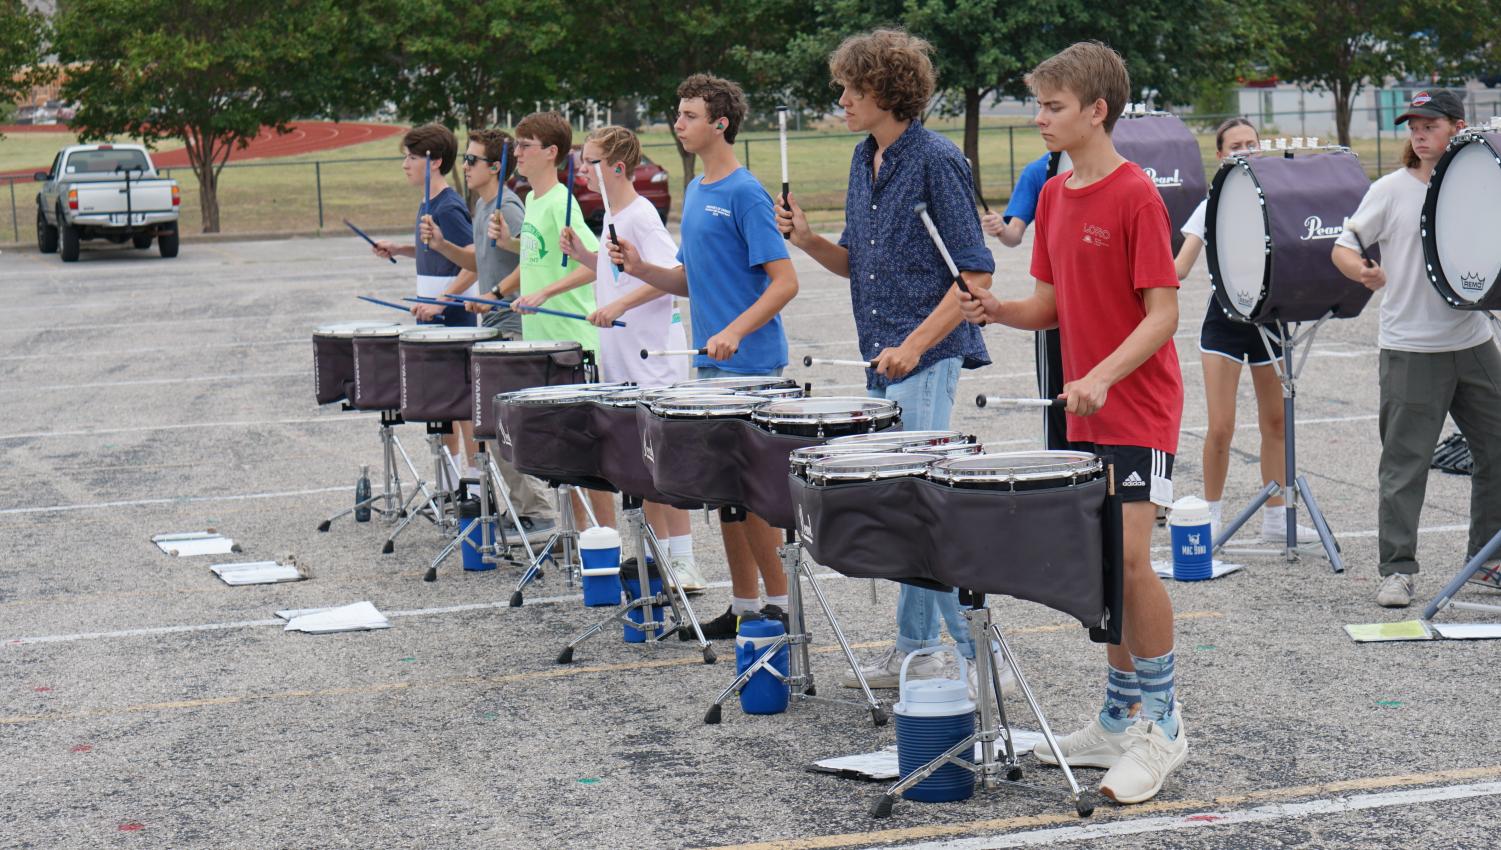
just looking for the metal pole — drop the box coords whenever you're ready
[1008,126,1016,189]
[1375,116,1382,175]
[315,161,325,230]
[9,179,17,243]
[744,138,750,170]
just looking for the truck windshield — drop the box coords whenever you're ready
[66,149,152,175]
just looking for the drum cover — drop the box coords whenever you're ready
[313,322,397,405]
[399,327,497,422]
[592,402,702,508]
[1422,130,1501,310]
[471,340,587,439]
[1206,151,1375,323]
[351,329,403,411]
[493,388,614,489]
[791,474,1109,629]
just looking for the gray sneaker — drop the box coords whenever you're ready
[1466,560,1501,591]
[517,516,557,544]
[840,646,943,690]
[1376,573,1414,608]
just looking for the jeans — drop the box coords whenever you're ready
[869,357,976,660]
[695,365,784,380]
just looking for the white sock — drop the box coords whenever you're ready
[1262,505,1282,526]
[731,597,760,615]
[669,534,694,560]
[764,594,788,609]
[1207,500,1223,522]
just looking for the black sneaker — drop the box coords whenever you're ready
[697,605,740,641]
[758,604,789,632]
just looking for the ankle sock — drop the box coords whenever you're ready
[731,597,760,615]
[669,534,694,559]
[1099,664,1141,733]
[764,594,788,609]
[1133,651,1180,739]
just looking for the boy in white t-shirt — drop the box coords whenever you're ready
[532,126,705,591]
[1332,90,1501,608]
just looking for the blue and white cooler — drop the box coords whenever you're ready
[894,647,976,802]
[578,526,623,607]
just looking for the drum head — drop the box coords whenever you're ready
[473,339,581,354]
[930,451,1102,486]
[790,442,904,474]
[353,325,403,338]
[909,442,983,458]
[750,397,898,425]
[400,326,499,343]
[1211,162,1268,319]
[599,388,647,407]
[499,384,620,405]
[650,393,763,417]
[807,452,940,484]
[315,321,399,339]
[1432,134,1501,305]
[751,386,805,400]
[672,376,798,394]
[826,430,966,449]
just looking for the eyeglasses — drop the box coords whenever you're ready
[514,140,544,151]
[461,154,497,166]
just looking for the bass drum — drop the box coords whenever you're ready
[1422,128,1501,310]
[1050,112,1207,253]
[1206,150,1374,324]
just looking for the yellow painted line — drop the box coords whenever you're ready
[697,764,1501,850]
[0,611,1222,726]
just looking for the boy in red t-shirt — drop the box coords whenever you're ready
[958,41,1186,805]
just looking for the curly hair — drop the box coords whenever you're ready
[1026,41,1131,133]
[676,74,749,143]
[586,126,642,176]
[468,128,515,180]
[401,124,458,175]
[828,29,936,122]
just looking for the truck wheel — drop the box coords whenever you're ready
[132,234,153,250]
[59,216,80,262]
[36,206,58,253]
[158,228,180,258]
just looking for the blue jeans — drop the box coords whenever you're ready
[868,357,976,660]
[696,365,784,380]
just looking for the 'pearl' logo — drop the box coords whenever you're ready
[1143,166,1182,188]
[1301,216,1344,240]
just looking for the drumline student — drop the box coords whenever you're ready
[517,125,705,591]
[608,73,800,638]
[470,111,615,532]
[420,128,558,541]
[776,29,999,696]
[982,152,1069,452]
[1331,90,1501,608]
[958,41,1188,804]
[372,123,479,480]
[1174,119,1316,543]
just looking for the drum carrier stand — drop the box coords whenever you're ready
[317,408,447,543]
[1212,316,1345,572]
[420,440,541,581]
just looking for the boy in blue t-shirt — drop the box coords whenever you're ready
[609,73,799,638]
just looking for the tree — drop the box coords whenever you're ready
[0,0,55,135]
[1268,0,1500,146]
[53,0,390,232]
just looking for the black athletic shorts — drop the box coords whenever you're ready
[1200,295,1282,366]
[1069,442,1174,507]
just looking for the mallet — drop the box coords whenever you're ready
[975,395,1066,409]
[778,105,790,240]
[594,160,625,274]
[802,355,876,369]
[1343,217,1377,268]
[640,348,705,359]
[344,219,397,264]
[421,151,432,252]
[357,295,414,312]
[562,152,575,267]
[490,141,509,249]
[444,292,626,327]
[967,157,991,214]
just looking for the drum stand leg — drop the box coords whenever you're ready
[1423,527,1501,623]
[556,496,716,665]
[1212,319,1344,572]
[510,484,590,607]
[381,428,459,556]
[422,446,534,582]
[870,605,1094,820]
[704,531,886,726]
[317,412,410,532]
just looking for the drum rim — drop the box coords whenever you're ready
[1205,155,1270,324]
[314,320,401,339]
[826,429,968,447]
[672,376,798,392]
[352,325,405,338]
[496,383,623,404]
[750,396,900,424]
[472,339,582,353]
[649,392,765,416]
[806,451,941,482]
[929,450,1103,483]
[1421,129,1501,310]
[399,326,501,342]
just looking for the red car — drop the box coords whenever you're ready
[508,146,670,231]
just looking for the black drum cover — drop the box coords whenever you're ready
[351,334,402,411]
[400,339,477,422]
[471,343,587,440]
[594,404,702,508]
[1050,113,1208,254]
[313,334,354,405]
[1422,129,1501,310]
[791,475,1110,630]
[494,393,615,491]
[1206,150,1375,324]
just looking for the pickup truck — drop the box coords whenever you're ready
[34,144,181,261]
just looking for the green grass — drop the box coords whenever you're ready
[0,120,1414,242]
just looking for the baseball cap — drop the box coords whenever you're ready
[1395,90,1465,125]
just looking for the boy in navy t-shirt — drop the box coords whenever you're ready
[609,73,799,639]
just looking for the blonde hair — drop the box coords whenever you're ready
[1026,41,1130,133]
[586,126,642,176]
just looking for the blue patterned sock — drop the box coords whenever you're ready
[1133,651,1179,739]
[1099,664,1140,733]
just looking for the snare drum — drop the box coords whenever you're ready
[751,397,901,438]
[492,384,623,485]
[648,393,765,419]
[398,326,499,422]
[351,326,405,411]
[1206,150,1375,323]
[670,376,799,394]
[805,452,940,485]
[1422,129,1501,310]
[472,339,588,440]
[313,321,399,405]
[789,443,905,479]
[827,430,969,450]
[928,451,1103,490]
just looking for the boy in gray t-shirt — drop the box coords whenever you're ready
[474,186,527,336]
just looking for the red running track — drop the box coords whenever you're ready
[1,121,405,179]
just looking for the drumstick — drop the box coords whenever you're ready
[444,292,627,327]
[562,152,575,268]
[802,355,876,369]
[778,106,790,240]
[344,219,398,264]
[421,151,432,252]
[975,395,1066,409]
[640,348,705,359]
[967,157,992,214]
[594,160,625,274]
[1343,218,1377,267]
[915,202,984,327]
[357,295,414,312]
[489,142,509,249]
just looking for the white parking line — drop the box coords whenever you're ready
[5,371,308,393]
[0,485,351,516]
[0,338,305,361]
[0,413,371,442]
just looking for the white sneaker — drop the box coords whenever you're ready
[1260,517,1320,544]
[840,646,942,690]
[668,557,708,593]
[966,656,1017,702]
[1099,718,1189,804]
[1376,573,1415,608]
[1031,716,1135,769]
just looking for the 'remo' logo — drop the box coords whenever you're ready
[1142,166,1182,188]
[1460,271,1488,292]
[1300,215,1344,240]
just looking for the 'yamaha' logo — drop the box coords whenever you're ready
[1143,166,1182,188]
[1460,271,1488,292]
[1301,215,1344,240]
